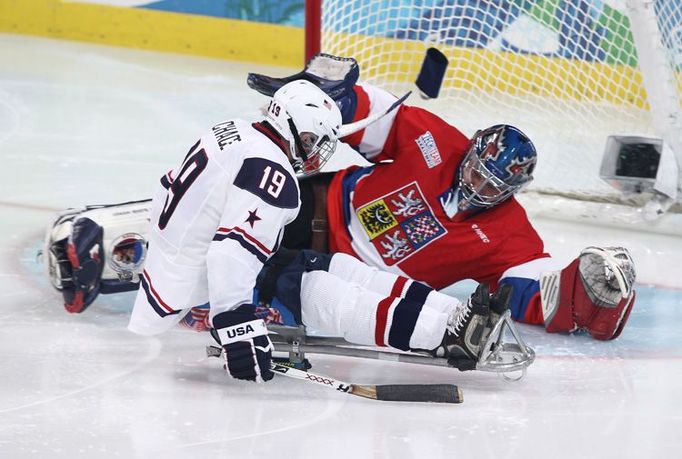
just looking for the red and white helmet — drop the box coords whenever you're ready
[265,80,342,176]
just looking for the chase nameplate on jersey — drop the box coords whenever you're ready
[212,120,242,149]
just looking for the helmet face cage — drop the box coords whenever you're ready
[297,132,337,175]
[266,80,342,176]
[457,125,537,210]
[287,119,338,176]
[458,150,516,208]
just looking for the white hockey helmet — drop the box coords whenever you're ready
[265,80,342,176]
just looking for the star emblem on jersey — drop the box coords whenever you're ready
[356,182,446,266]
[245,208,262,228]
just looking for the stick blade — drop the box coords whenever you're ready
[374,384,463,404]
[415,47,449,99]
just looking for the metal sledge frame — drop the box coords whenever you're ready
[268,310,536,379]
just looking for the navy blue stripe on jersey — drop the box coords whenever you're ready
[140,270,181,318]
[233,157,298,209]
[225,233,268,263]
[403,281,432,304]
[340,166,374,228]
[387,298,424,351]
[214,227,271,263]
[271,228,283,255]
[160,173,171,190]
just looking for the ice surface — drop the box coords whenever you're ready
[1,34,681,459]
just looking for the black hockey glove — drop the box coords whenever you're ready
[212,305,274,383]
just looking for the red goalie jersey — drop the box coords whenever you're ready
[327,83,557,325]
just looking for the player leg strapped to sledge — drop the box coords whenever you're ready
[256,249,535,375]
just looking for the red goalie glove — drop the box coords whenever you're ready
[540,247,636,340]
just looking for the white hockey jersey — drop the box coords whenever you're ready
[128,119,300,335]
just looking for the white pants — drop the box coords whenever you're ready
[299,253,460,351]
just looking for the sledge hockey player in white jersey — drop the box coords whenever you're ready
[127,80,345,382]
[43,80,520,380]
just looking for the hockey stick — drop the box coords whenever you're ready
[206,345,463,404]
[338,91,411,138]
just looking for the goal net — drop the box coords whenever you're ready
[310,0,682,221]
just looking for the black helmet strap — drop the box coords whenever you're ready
[287,117,308,161]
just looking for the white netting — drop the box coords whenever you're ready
[319,0,682,204]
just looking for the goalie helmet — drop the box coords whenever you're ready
[265,80,342,176]
[453,124,537,213]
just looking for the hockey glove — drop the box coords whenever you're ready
[540,246,636,340]
[247,53,359,124]
[212,305,274,383]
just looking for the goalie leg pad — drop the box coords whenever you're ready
[43,200,152,312]
[63,217,105,313]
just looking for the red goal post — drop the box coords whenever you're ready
[305,0,322,63]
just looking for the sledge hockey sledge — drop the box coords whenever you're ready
[207,309,536,380]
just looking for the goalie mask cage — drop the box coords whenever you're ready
[305,0,682,228]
